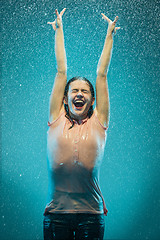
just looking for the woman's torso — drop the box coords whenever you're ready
[45,111,107,214]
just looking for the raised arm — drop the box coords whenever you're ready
[48,8,67,121]
[95,14,120,128]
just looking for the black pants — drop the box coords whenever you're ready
[43,213,105,240]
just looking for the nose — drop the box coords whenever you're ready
[77,92,83,97]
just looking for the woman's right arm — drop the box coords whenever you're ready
[48,8,67,121]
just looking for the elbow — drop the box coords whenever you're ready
[56,61,67,75]
[57,67,67,75]
[96,71,107,78]
[97,66,108,77]
[57,70,67,75]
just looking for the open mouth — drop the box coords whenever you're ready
[73,100,85,109]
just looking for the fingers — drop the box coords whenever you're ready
[60,8,66,17]
[101,13,119,25]
[113,16,118,24]
[47,21,56,31]
[101,13,120,35]
[55,9,59,17]
[101,13,111,23]
[47,21,55,25]
[55,8,66,17]
[47,8,66,31]
[114,26,121,35]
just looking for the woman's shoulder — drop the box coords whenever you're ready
[48,106,65,127]
[92,109,108,131]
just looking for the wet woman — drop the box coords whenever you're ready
[43,8,120,240]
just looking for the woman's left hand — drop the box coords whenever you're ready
[101,13,120,35]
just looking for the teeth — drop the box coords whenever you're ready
[74,100,84,103]
[73,100,85,108]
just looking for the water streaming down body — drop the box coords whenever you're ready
[44,111,107,214]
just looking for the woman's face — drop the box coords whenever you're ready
[64,80,95,120]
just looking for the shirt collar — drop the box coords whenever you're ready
[72,116,88,125]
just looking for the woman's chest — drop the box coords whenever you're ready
[47,121,106,169]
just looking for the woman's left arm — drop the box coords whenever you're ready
[95,14,120,128]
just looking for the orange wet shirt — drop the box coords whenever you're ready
[44,111,108,215]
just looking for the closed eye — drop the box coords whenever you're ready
[71,89,89,93]
[82,90,89,93]
[71,89,78,93]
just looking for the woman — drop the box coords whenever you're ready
[43,8,120,240]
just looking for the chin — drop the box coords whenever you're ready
[73,109,88,119]
[69,103,90,119]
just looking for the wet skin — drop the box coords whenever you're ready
[64,80,95,121]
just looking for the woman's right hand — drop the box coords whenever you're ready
[47,8,66,31]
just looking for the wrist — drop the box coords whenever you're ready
[106,31,113,39]
[56,23,63,30]
[106,33,113,41]
[55,25,63,32]
[56,17,63,28]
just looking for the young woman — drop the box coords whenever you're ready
[43,8,120,240]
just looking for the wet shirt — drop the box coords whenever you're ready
[44,111,107,215]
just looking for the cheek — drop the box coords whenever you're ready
[67,97,74,109]
[68,94,75,101]
[86,96,92,104]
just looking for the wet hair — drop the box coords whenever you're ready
[64,76,95,129]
